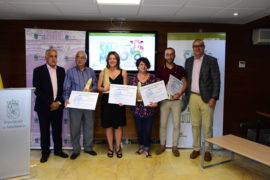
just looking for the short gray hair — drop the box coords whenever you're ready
[75,51,88,59]
[45,48,57,57]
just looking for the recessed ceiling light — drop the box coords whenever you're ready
[233,12,239,16]
[97,0,141,5]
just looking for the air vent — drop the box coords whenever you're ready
[252,29,270,45]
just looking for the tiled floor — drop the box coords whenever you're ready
[5,144,270,180]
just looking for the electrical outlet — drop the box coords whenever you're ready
[239,61,246,68]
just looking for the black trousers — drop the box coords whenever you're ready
[37,109,63,155]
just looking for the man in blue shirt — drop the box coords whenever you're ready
[63,51,98,160]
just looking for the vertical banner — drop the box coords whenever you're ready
[0,88,32,179]
[166,33,226,148]
[25,28,86,148]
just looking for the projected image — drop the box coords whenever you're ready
[88,32,156,71]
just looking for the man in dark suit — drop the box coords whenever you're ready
[33,48,68,163]
[185,39,220,161]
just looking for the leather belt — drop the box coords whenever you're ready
[191,91,200,96]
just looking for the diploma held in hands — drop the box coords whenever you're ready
[167,74,183,99]
[67,91,99,110]
[108,84,137,106]
[140,80,168,106]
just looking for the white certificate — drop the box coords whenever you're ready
[167,74,183,96]
[108,84,137,106]
[67,91,99,110]
[140,80,168,106]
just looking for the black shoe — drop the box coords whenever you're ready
[116,147,122,158]
[135,148,144,155]
[55,151,69,158]
[70,153,80,160]
[107,149,114,158]
[40,154,50,163]
[84,150,97,156]
[144,151,152,158]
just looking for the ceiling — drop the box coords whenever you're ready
[0,0,270,24]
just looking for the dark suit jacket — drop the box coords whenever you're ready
[185,54,220,103]
[33,64,65,112]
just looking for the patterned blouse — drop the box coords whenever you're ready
[129,74,156,118]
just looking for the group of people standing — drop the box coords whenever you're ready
[33,39,220,163]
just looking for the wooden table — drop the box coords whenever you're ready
[201,134,270,168]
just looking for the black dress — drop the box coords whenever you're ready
[101,70,126,128]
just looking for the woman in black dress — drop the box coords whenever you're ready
[97,51,128,158]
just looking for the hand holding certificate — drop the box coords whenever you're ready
[67,91,99,110]
[140,80,168,106]
[167,74,183,99]
[108,84,137,106]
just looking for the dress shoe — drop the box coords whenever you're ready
[172,147,180,157]
[70,153,80,160]
[155,145,166,155]
[40,154,50,163]
[204,152,212,161]
[190,150,200,159]
[84,150,97,156]
[55,151,69,158]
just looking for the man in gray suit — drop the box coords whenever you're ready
[185,39,220,161]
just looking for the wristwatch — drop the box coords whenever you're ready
[57,101,62,105]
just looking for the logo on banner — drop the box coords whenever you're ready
[48,45,61,51]
[33,33,45,40]
[64,56,74,61]
[7,99,20,119]
[65,34,77,40]
[34,55,39,61]
[183,50,193,59]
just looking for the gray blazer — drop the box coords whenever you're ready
[185,54,220,103]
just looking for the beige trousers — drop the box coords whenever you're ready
[189,94,214,152]
[159,100,183,146]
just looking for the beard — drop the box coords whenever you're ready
[165,58,174,64]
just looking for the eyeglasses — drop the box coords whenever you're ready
[192,45,204,48]
[48,55,57,58]
[165,53,175,57]
[76,56,86,60]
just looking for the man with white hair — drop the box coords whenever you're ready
[63,51,98,160]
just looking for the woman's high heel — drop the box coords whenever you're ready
[144,151,152,158]
[116,147,122,158]
[107,149,114,158]
[135,148,144,155]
